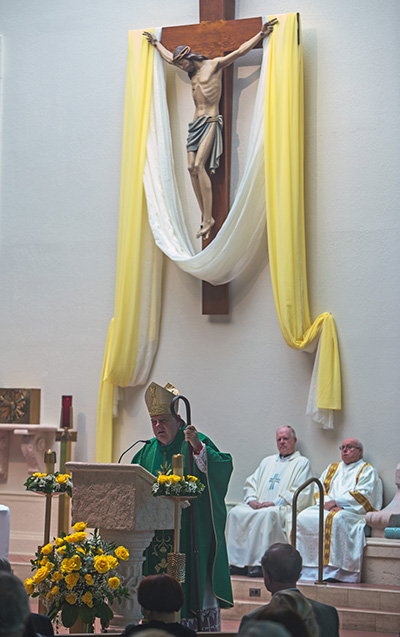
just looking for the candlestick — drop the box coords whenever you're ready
[56,406,78,535]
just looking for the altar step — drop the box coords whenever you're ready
[222,576,400,634]
[9,554,33,582]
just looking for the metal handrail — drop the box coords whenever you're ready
[291,477,326,585]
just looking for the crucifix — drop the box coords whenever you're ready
[158,0,267,315]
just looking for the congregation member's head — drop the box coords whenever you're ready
[239,621,291,637]
[339,438,363,465]
[261,543,302,593]
[145,382,183,446]
[135,628,171,637]
[253,605,309,637]
[138,574,184,617]
[0,572,30,637]
[260,545,320,637]
[276,427,297,458]
[266,593,317,637]
[0,558,12,573]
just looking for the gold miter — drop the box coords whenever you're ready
[145,382,180,417]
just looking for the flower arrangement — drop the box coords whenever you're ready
[24,522,130,631]
[152,474,206,497]
[24,472,73,497]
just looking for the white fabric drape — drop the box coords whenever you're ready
[139,21,336,427]
[143,28,269,286]
[306,337,334,428]
[143,23,333,428]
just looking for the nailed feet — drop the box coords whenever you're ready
[196,217,215,240]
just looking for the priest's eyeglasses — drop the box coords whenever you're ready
[339,444,359,451]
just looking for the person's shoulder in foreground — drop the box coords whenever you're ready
[0,571,30,637]
[239,543,339,637]
[30,613,54,637]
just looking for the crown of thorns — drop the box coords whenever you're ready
[172,45,192,62]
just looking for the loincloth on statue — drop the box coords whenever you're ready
[186,115,223,174]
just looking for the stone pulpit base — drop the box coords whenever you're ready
[66,462,175,628]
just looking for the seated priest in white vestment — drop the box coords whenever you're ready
[227,426,313,577]
[296,438,382,583]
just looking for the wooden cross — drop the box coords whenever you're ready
[161,0,263,315]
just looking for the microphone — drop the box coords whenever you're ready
[118,439,150,464]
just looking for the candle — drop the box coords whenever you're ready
[44,449,56,474]
[172,454,184,478]
[61,395,73,429]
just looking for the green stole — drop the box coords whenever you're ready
[132,428,233,619]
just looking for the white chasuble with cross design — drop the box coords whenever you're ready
[226,451,313,567]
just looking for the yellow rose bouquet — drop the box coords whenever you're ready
[24,472,73,497]
[25,522,130,631]
[151,474,206,497]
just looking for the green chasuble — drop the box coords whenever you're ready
[132,428,233,620]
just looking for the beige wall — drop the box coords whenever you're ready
[0,0,399,555]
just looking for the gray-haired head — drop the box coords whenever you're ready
[276,426,297,458]
[354,439,363,454]
[276,425,296,439]
[340,437,364,465]
[0,572,30,636]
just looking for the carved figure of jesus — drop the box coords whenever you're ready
[143,19,277,239]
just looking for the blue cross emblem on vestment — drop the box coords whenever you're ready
[269,473,281,490]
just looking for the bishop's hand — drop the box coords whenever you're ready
[184,424,201,452]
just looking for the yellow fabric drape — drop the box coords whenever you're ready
[264,13,341,410]
[96,31,159,462]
